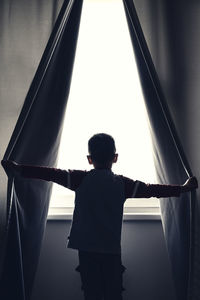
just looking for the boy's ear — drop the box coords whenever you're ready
[113,153,118,163]
[87,155,93,164]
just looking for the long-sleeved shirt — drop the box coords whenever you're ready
[21,165,181,254]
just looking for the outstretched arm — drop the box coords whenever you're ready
[1,160,69,187]
[135,177,198,198]
[1,160,87,190]
[122,175,198,199]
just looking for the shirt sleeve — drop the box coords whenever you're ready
[67,169,88,191]
[121,175,181,198]
[21,165,87,190]
[135,181,181,198]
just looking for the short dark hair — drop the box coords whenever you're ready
[88,133,116,165]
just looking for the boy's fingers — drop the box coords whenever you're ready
[1,160,6,168]
[1,160,11,170]
[187,176,198,189]
[1,160,12,176]
[1,160,20,177]
[191,176,198,188]
[2,160,13,169]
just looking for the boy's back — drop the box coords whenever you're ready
[68,169,125,254]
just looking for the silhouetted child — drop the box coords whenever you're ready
[2,133,198,300]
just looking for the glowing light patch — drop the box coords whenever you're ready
[49,0,159,213]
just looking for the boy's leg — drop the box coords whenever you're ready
[101,253,125,300]
[78,251,103,300]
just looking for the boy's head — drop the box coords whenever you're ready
[87,133,118,169]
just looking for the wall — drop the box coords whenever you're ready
[31,220,176,300]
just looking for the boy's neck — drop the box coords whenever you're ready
[93,163,112,170]
[94,167,112,170]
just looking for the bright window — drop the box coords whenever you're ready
[48,0,160,218]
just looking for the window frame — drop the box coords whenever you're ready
[48,0,161,220]
[48,194,161,220]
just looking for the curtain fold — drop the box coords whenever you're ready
[0,0,83,299]
[122,1,194,300]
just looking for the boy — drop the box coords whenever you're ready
[2,133,198,300]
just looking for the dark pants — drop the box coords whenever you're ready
[77,250,125,300]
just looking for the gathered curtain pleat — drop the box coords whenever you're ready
[122,1,195,300]
[0,0,83,299]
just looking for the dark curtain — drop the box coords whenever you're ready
[122,1,195,300]
[0,0,83,299]
[0,0,63,277]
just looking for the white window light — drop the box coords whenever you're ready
[48,0,160,220]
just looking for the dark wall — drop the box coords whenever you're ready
[31,220,176,300]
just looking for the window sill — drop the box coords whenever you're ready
[47,207,161,220]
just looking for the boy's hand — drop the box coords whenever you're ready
[1,160,22,177]
[181,176,198,193]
